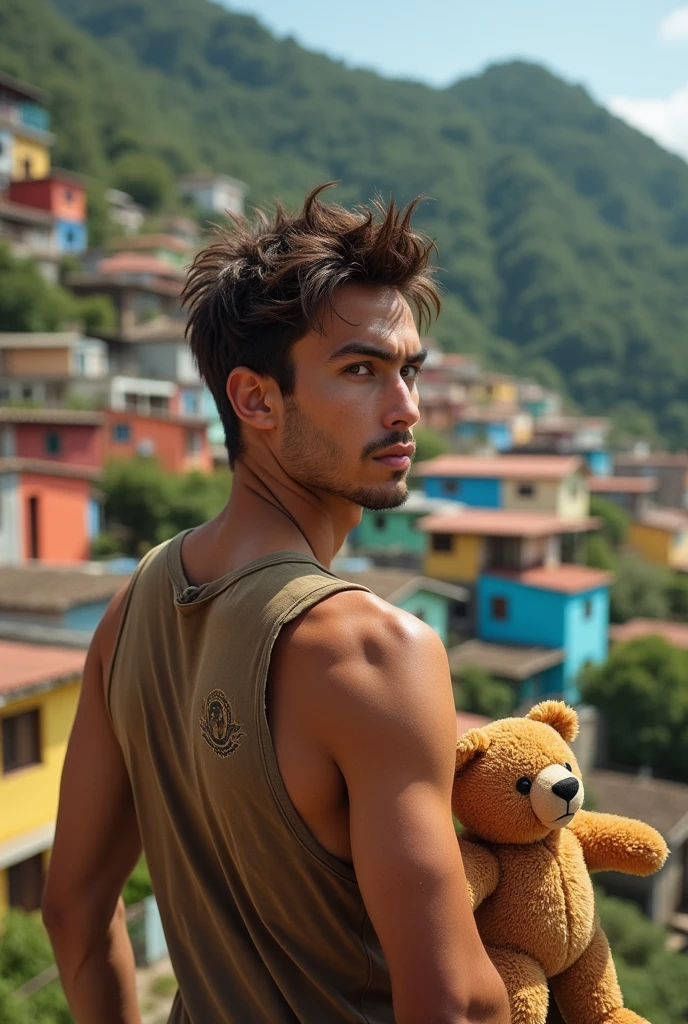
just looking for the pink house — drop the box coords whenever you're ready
[0,409,104,468]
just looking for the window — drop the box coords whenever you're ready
[9,854,44,912]
[112,422,131,443]
[374,514,386,531]
[21,386,32,400]
[490,596,508,621]
[584,599,592,619]
[65,228,75,245]
[517,482,536,498]
[44,430,61,456]
[442,479,459,496]
[431,533,452,553]
[64,188,73,202]
[2,709,40,774]
[186,429,202,454]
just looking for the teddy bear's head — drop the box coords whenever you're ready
[452,700,586,845]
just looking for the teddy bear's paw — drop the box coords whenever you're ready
[601,1010,650,1024]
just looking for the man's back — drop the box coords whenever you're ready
[107,532,394,1023]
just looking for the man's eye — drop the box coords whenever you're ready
[401,366,424,380]
[345,363,372,376]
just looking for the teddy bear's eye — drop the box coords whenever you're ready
[564,762,572,772]
[515,777,532,795]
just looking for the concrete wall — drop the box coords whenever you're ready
[423,476,501,507]
[0,473,20,565]
[16,423,103,468]
[20,473,92,562]
[628,522,672,567]
[477,575,567,648]
[5,347,70,376]
[358,510,427,555]
[424,534,483,582]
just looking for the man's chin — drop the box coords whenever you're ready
[355,479,410,512]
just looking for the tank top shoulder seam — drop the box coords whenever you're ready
[256,576,371,885]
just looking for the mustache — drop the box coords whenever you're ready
[361,431,415,460]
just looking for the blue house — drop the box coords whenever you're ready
[458,564,611,705]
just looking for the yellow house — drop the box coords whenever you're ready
[0,641,83,915]
[628,508,688,571]
[0,70,54,181]
[416,508,598,583]
[477,373,518,405]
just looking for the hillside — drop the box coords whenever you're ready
[3,0,688,445]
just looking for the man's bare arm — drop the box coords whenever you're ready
[286,591,510,1024]
[42,588,142,1024]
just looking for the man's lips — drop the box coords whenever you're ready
[372,445,415,470]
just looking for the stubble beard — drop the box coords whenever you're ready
[280,399,411,511]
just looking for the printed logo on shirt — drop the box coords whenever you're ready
[200,689,244,757]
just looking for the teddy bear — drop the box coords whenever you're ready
[452,700,669,1024]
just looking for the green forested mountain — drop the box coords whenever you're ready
[3,0,688,443]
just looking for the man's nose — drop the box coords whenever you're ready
[383,378,420,431]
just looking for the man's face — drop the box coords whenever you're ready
[278,283,424,511]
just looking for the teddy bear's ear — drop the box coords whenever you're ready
[455,728,491,773]
[527,700,579,742]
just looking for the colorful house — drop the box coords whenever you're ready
[416,454,590,521]
[352,492,462,562]
[0,565,128,636]
[10,169,87,254]
[588,476,657,518]
[0,459,101,564]
[0,640,84,913]
[416,508,599,584]
[177,171,247,215]
[525,417,611,476]
[614,451,688,511]
[454,405,533,452]
[517,382,562,421]
[106,233,192,269]
[104,410,212,474]
[0,407,104,468]
[0,198,58,282]
[0,70,54,185]
[333,563,470,647]
[628,508,688,571]
[450,565,611,704]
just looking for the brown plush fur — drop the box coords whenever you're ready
[453,701,668,1024]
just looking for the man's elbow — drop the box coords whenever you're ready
[398,990,510,1024]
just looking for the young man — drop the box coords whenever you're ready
[43,186,510,1023]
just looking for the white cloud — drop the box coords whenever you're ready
[658,6,688,43]
[609,85,688,161]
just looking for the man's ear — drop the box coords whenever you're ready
[455,728,491,773]
[527,700,579,742]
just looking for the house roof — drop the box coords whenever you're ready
[0,408,103,426]
[178,170,248,189]
[484,564,613,594]
[107,233,191,255]
[609,618,688,649]
[0,70,50,105]
[417,510,600,538]
[448,639,565,680]
[586,769,688,843]
[0,565,130,613]
[104,409,208,429]
[456,710,492,735]
[589,476,657,494]
[67,271,183,298]
[458,404,523,424]
[616,451,688,468]
[414,454,584,479]
[0,199,55,227]
[0,458,101,481]
[0,640,85,704]
[0,331,80,349]
[0,638,85,704]
[635,508,688,532]
[96,253,184,278]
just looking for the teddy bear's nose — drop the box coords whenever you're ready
[551,777,579,802]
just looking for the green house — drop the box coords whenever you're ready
[353,493,461,560]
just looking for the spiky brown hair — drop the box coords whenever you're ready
[182,183,440,466]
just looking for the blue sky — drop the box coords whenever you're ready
[223,0,688,159]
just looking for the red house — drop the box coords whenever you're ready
[0,409,104,469]
[9,169,87,254]
[104,410,212,474]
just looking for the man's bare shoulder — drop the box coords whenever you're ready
[277,587,452,718]
[90,579,133,677]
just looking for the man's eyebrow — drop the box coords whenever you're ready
[326,343,428,365]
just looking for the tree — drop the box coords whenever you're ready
[413,426,449,463]
[581,636,688,781]
[454,666,516,719]
[609,554,670,624]
[666,573,688,619]
[0,245,76,332]
[75,294,116,334]
[585,534,617,571]
[112,152,175,212]
[589,496,629,548]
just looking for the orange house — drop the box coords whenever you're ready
[104,411,212,474]
[0,459,101,564]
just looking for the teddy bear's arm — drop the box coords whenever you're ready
[458,834,500,911]
[568,809,668,875]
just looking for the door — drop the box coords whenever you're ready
[28,495,39,559]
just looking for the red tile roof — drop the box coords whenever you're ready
[485,564,613,594]
[609,618,688,648]
[107,233,191,254]
[417,510,599,538]
[636,508,688,532]
[589,476,657,494]
[0,640,85,699]
[0,458,101,481]
[96,253,183,278]
[415,454,583,479]
[456,711,492,735]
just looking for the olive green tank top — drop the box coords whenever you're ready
[106,530,394,1024]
